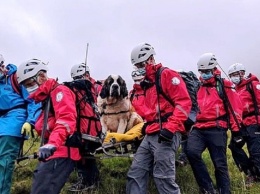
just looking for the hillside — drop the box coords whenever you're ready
[12,138,260,194]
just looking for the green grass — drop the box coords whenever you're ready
[11,137,260,194]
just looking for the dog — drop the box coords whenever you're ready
[97,74,143,134]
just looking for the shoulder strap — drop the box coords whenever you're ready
[216,77,241,129]
[246,81,259,124]
[11,73,21,95]
[40,97,51,146]
[155,67,174,107]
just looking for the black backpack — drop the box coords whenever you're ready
[155,67,200,127]
[59,79,102,151]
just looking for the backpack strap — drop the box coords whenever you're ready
[10,73,21,95]
[246,81,259,124]
[155,67,174,107]
[215,77,241,130]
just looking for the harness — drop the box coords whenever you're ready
[146,112,173,125]
[100,110,129,116]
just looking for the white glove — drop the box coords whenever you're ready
[38,144,57,161]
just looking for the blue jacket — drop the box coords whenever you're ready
[0,64,41,137]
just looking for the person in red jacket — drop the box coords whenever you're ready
[126,43,192,194]
[186,53,243,194]
[17,59,80,194]
[228,63,260,186]
[71,63,102,97]
[68,63,102,192]
[129,69,146,118]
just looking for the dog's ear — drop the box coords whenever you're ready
[100,85,108,99]
[99,77,110,99]
[119,76,128,98]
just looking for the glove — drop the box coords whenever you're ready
[38,144,57,161]
[158,128,174,143]
[231,131,245,148]
[21,122,33,136]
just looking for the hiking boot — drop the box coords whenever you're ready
[68,182,96,192]
[68,175,96,192]
[176,156,189,167]
[199,188,217,194]
[175,159,188,167]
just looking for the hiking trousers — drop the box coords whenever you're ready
[187,127,231,194]
[0,136,21,194]
[77,155,100,185]
[229,124,260,177]
[31,158,75,194]
[126,132,181,194]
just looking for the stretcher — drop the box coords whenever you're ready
[93,122,144,158]
[16,122,144,164]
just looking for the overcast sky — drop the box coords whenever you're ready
[1,0,260,89]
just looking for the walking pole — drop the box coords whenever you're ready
[85,43,89,71]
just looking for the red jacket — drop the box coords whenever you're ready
[30,79,80,161]
[142,63,191,134]
[194,69,242,131]
[90,77,102,100]
[235,74,260,126]
[129,84,146,119]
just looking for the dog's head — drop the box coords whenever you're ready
[100,74,128,99]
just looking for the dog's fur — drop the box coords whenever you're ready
[97,74,143,134]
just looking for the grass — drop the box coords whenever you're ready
[11,136,260,194]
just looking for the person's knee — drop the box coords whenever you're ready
[127,165,146,179]
[186,147,200,160]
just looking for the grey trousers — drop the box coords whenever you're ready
[126,132,181,194]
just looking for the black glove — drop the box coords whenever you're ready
[38,144,57,161]
[158,128,174,143]
[231,131,245,148]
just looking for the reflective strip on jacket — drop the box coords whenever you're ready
[30,79,80,161]
[142,63,192,134]
[235,73,260,126]
[195,70,243,131]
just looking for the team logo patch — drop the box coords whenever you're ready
[171,77,180,85]
[56,92,63,102]
[256,84,260,90]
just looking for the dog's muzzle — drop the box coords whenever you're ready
[110,83,120,97]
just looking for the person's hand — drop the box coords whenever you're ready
[21,122,33,136]
[231,131,245,148]
[158,128,174,143]
[38,144,57,161]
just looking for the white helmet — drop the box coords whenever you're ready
[17,59,48,84]
[70,63,90,78]
[228,63,245,76]
[197,53,218,70]
[0,54,4,64]
[131,43,156,65]
[131,69,145,82]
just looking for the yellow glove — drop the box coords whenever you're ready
[103,123,144,143]
[21,122,33,136]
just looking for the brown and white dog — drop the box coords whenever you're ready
[97,74,143,134]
